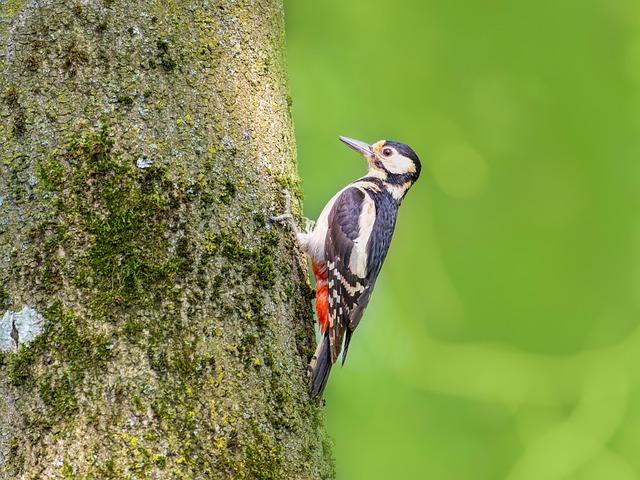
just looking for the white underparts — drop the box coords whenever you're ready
[298,187,349,263]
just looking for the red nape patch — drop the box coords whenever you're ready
[312,262,329,334]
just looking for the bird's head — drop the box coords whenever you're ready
[339,136,421,187]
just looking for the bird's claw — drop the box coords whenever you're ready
[304,218,315,234]
[271,189,315,236]
[270,189,299,232]
[270,212,294,222]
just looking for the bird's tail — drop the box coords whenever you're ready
[308,333,332,398]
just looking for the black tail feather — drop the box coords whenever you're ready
[309,334,332,398]
[341,328,354,365]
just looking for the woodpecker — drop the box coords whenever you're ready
[273,136,421,398]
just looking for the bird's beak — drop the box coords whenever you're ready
[339,136,373,157]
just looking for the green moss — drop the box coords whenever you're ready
[202,231,278,289]
[1,0,26,19]
[2,84,26,137]
[24,53,41,71]
[94,459,116,478]
[122,317,145,340]
[219,179,237,204]
[6,341,39,387]
[63,37,89,73]
[34,126,185,312]
[11,107,26,136]
[39,373,78,418]
[2,84,19,108]
[116,94,134,107]
[244,427,283,480]
[60,461,75,479]
[253,211,266,226]
[7,302,113,428]
[111,432,167,477]
[321,436,336,478]
[36,157,65,191]
[0,286,9,310]
[194,8,219,56]
[156,39,177,72]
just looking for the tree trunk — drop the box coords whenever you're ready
[0,0,333,478]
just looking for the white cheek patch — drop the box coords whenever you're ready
[384,153,415,175]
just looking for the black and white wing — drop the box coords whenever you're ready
[325,186,397,363]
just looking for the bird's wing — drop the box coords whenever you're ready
[325,186,394,363]
[349,191,397,331]
[325,187,368,363]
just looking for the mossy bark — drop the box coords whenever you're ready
[0,0,333,478]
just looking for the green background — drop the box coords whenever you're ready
[285,0,640,479]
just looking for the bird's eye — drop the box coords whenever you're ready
[382,148,393,157]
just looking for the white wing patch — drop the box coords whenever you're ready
[349,191,376,278]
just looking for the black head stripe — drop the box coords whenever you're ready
[383,141,420,163]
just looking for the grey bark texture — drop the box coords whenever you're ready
[0,0,334,478]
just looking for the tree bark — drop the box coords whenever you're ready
[0,0,333,478]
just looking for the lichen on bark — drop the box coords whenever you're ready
[0,0,333,478]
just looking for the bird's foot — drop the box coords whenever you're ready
[303,217,315,235]
[270,189,315,235]
[270,189,297,230]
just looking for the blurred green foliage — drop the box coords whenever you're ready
[285,0,640,478]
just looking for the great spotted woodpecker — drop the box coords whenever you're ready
[273,136,421,398]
